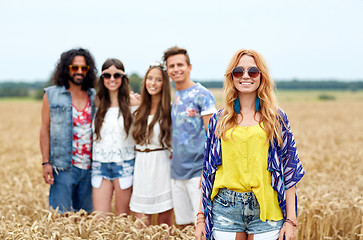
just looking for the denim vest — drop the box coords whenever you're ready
[45,86,96,170]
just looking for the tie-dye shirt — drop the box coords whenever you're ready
[72,97,92,170]
[171,83,217,179]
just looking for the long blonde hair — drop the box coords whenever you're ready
[216,49,283,147]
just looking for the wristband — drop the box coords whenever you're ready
[195,211,205,224]
[196,219,205,225]
[285,218,298,228]
[42,162,50,166]
[196,212,204,217]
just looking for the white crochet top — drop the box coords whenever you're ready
[92,107,136,163]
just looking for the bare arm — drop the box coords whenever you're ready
[39,93,54,185]
[94,96,100,108]
[279,186,297,240]
[195,188,206,240]
[202,114,213,131]
[285,186,297,222]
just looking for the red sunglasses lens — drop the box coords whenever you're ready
[232,67,244,78]
[248,67,260,78]
[81,66,89,72]
[70,65,89,73]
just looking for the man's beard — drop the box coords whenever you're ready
[70,74,85,86]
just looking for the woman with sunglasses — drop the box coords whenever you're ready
[195,49,305,240]
[129,63,173,226]
[92,58,139,216]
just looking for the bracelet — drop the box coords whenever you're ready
[42,162,50,166]
[196,219,205,225]
[285,218,298,228]
[196,212,204,217]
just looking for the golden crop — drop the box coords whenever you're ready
[0,90,362,239]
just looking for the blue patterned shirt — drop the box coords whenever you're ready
[202,109,305,240]
[171,83,217,179]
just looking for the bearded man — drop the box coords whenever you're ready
[40,48,97,213]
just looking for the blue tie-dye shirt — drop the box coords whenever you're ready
[171,83,217,179]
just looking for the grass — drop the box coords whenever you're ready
[209,89,363,109]
[0,96,39,102]
[275,89,363,103]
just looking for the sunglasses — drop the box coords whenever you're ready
[231,66,261,79]
[101,72,124,80]
[69,65,90,73]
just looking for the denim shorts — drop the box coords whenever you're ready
[212,188,283,235]
[91,159,134,180]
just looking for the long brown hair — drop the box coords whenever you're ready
[132,65,171,147]
[94,58,132,141]
[216,49,283,147]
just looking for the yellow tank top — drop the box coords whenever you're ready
[211,124,283,221]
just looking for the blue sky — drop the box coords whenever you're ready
[1,0,362,82]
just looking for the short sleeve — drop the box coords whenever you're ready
[199,87,217,116]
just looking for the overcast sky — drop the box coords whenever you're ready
[1,0,362,82]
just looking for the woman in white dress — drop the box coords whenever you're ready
[130,63,173,226]
[92,58,139,215]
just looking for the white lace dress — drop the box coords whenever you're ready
[129,115,173,214]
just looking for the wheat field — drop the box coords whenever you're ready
[0,90,362,239]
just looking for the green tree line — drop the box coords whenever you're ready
[196,80,363,90]
[0,73,143,99]
[1,77,363,99]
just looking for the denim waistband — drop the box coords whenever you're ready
[218,188,256,202]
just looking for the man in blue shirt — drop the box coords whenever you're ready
[163,46,217,227]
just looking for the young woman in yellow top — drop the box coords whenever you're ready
[195,49,305,240]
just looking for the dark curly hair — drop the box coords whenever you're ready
[52,48,97,90]
[94,58,132,141]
